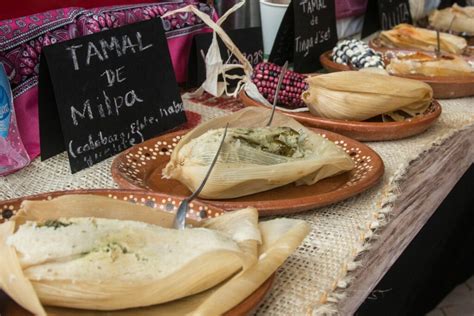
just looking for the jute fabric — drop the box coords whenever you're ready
[0,96,473,315]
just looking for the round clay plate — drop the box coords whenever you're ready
[320,49,474,99]
[111,129,384,216]
[239,90,442,142]
[320,50,353,72]
[0,189,274,316]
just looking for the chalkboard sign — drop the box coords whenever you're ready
[268,4,295,67]
[438,0,466,8]
[362,0,412,37]
[38,19,186,173]
[187,27,264,88]
[269,0,338,73]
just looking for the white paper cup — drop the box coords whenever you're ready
[259,0,290,56]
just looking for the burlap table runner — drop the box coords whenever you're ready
[1,95,473,315]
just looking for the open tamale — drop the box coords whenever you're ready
[302,70,433,122]
[379,24,467,55]
[386,52,474,77]
[162,107,354,199]
[0,194,310,315]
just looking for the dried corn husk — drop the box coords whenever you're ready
[163,1,252,98]
[386,52,474,77]
[162,107,354,199]
[302,71,433,122]
[429,4,474,36]
[379,24,467,55]
[0,195,309,315]
[43,218,309,316]
[2,195,295,314]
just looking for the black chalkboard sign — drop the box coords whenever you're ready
[362,0,412,37]
[438,0,466,8]
[187,27,264,88]
[38,19,186,173]
[269,0,338,73]
[268,4,295,67]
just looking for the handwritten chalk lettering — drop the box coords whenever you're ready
[381,3,411,29]
[295,36,313,57]
[226,49,264,66]
[310,15,319,26]
[66,31,153,70]
[68,128,143,159]
[130,115,160,134]
[295,28,331,57]
[70,89,144,126]
[159,101,184,118]
[101,66,127,87]
[66,44,83,71]
[299,0,327,14]
[315,27,331,43]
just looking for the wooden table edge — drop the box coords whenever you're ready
[337,125,474,314]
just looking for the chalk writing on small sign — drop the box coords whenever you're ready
[378,0,412,30]
[362,0,412,37]
[38,19,186,173]
[187,27,264,88]
[269,0,338,73]
[293,0,338,73]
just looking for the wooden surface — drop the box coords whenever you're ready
[337,125,474,315]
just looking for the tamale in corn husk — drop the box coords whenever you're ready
[302,70,433,122]
[162,107,354,199]
[429,4,474,36]
[386,52,474,77]
[379,24,467,55]
[0,195,311,315]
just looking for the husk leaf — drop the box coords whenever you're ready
[429,4,474,36]
[0,221,46,316]
[43,218,310,316]
[386,53,474,77]
[379,23,467,55]
[302,71,433,121]
[0,196,268,312]
[162,107,354,199]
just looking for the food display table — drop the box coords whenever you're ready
[0,94,473,315]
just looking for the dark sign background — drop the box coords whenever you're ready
[292,0,338,72]
[268,4,295,66]
[362,0,412,37]
[187,27,264,89]
[269,0,338,73]
[38,19,186,173]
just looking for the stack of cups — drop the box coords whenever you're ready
[259,0,291,56]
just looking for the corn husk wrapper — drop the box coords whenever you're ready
[379,24,467,55]
[163,1,252,98]
[162,107,354,199]
[429,4,474,36]
[386,52,474,77]
[301,70,433,122]
[0,195,310,316]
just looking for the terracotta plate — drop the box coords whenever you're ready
[239,90,442,142]
[111,129,384,216]
[320,49,474,99]
[0,189,274,316]
[320,50,353,72]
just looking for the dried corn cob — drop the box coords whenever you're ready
[251,62,308,109]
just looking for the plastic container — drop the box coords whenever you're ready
[0,64,30,176]
[259,0,290,56]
